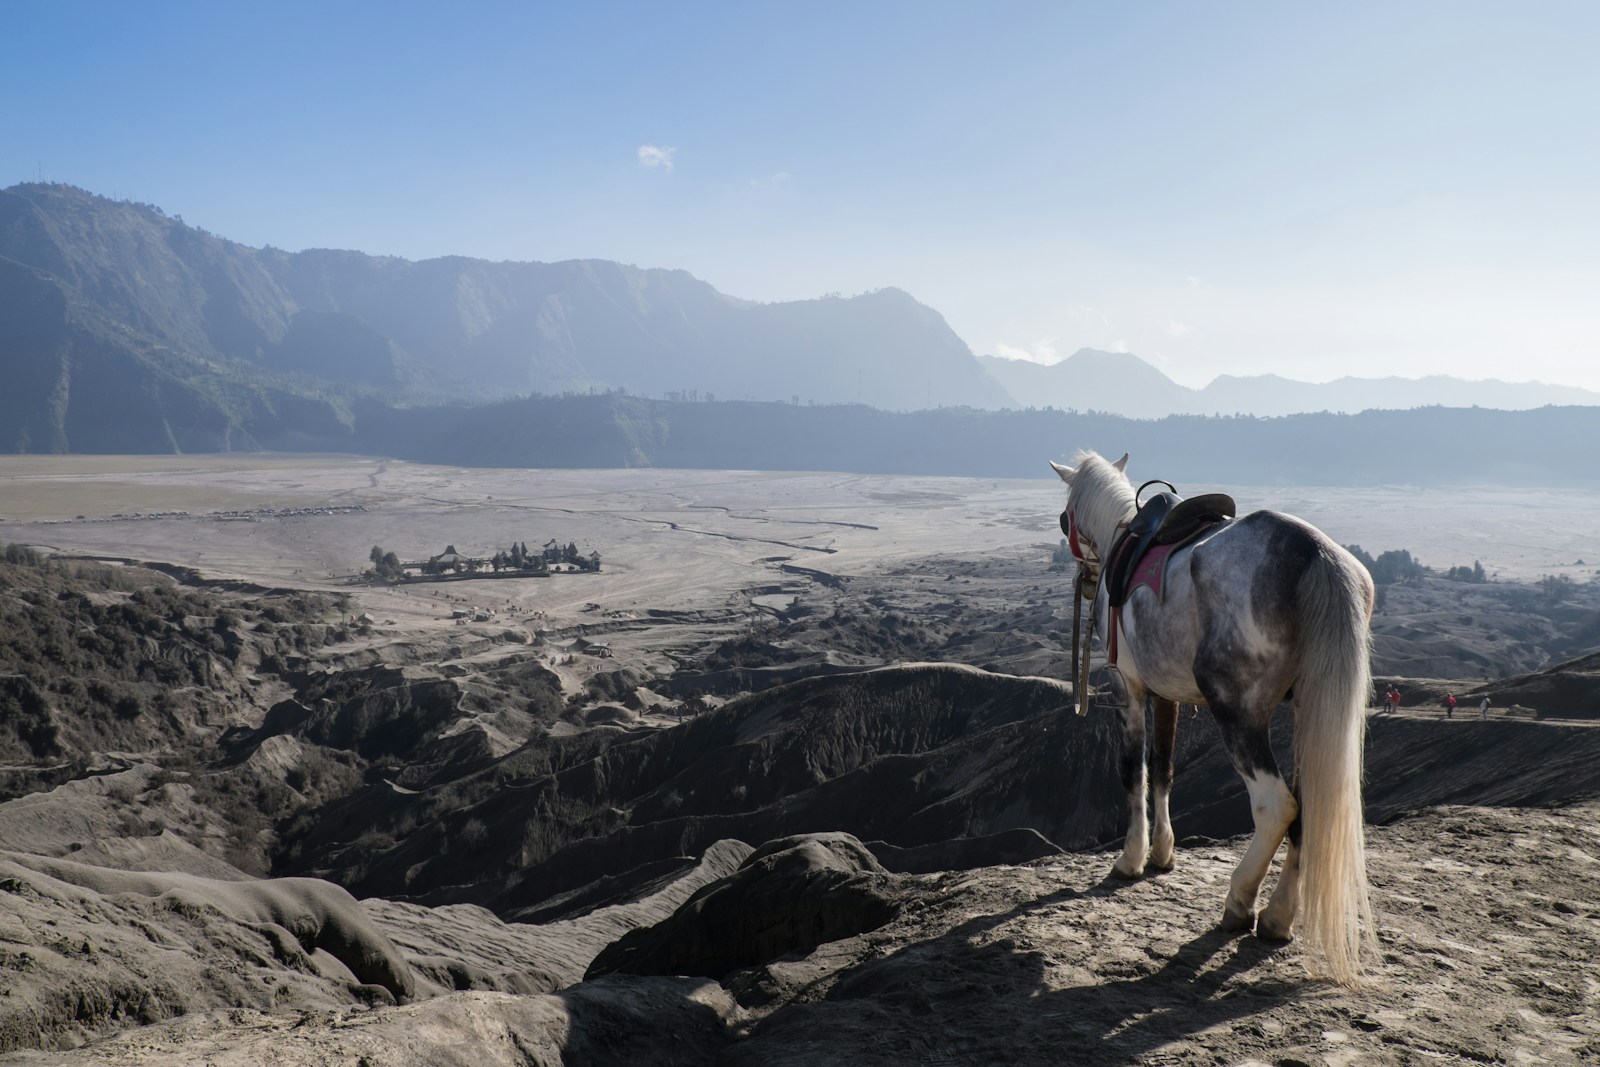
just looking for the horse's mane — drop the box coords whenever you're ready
[1069,450,1138,544]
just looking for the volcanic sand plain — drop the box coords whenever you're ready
[4,452,1597,703]
[4,452,1597,617]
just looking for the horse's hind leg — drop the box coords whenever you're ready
[1111,687,1151,878]
[1147,696,1179,871]
[1258,818,1301,941]
[1213,709,1298,932]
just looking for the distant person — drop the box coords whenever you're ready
[1444,693,1456,719]
[1480,695,1491,719]
[1391,688,1402,714]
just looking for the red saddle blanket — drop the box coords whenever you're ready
[1126,541,1179,602]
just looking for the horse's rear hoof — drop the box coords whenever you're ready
[1255,922,1294,944]
[1108,862,1143,881]
[1219,907,1255,933]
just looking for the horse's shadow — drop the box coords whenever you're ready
[739,871,1305,1065]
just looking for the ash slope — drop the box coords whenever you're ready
[3,659,1600,1062]
[281,660,1600,919]
[5,800,1596,1066]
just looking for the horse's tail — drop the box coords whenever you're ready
[1293,543,1376,986]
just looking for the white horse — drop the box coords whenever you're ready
[1052,450,1375,984]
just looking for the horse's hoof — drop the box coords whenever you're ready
[1219,906,1255,933]
[1108,860,1144,880]
[1145,856,1175,875]
[1258,899,1296,941]
[1255,919,1294,944]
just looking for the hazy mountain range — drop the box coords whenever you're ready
[978,350,1600,418]
[0,182,1008,451]
[2,182,1597,463]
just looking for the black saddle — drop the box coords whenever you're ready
[1104,491,1236,608]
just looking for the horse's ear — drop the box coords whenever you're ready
[1049,460,1075,484]
[1112,453,1130,473]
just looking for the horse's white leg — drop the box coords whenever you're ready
[1112,688,1150,878]
[1147,697,1179,871]
[1258,832,1301,941]
[1221,769,1298,931]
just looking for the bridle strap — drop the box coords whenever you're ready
[1071,572,1082,709]
[1071,563,1099,716]
[1061,508,1102,576]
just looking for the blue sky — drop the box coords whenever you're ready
[6,1,1598,388]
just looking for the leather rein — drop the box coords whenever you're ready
[1061,506,1105,717]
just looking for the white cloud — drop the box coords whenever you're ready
[1111,338,1129,353]
[1165,320,1193,337]
[638,145,676,171]
[993,339,1059,364]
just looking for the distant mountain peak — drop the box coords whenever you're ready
[1062,346,1145,362]
[977,347,1600,417]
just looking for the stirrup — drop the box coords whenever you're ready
[1076,664,1125,715]
[1093,665,1127,713]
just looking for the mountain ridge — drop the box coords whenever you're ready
[978,348,1600,417]
[353,392,1600,486]
[5,182,1597,473]
[0,183,1011,448]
